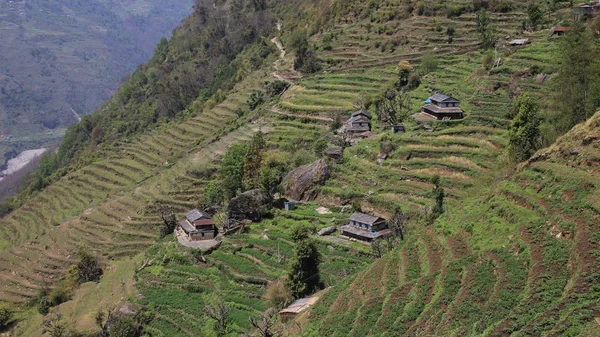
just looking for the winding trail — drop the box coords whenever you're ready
[269,36,333,122]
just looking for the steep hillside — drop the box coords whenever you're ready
[0,0,193,161]
[302,112,600,336]
[1,0,599,335]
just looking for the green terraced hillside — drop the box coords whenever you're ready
[1,0,599,336]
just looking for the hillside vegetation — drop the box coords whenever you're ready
[0,0,599,336]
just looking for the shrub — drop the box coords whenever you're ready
[265,279,292,309]
[38,295,50,315]
[292,149,316,167]
[75,251,103,283]
[420,53,439,74]
[48,285,70,306]
[248,90,265,111]
[0,303,12,328]
[264,80,290,97]
[108,316,140,337]
[482,52,494,71]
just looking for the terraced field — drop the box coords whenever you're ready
[136,203,373,336]
[0,68,274,303]
[302,111,600,336]
[265,3,598,335]
[272,5,555,214]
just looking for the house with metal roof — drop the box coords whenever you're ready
[551,26,572,36]
[341,212,390,242]
[421,93,464,120]
[279,297,320,322]
[351,109,372,120]
[573,3,593,16]
[177,209,216,241]
[508,38,530,46]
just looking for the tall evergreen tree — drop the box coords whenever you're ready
[286,236,322,299]
[476,9,498,49]
[243,132,266,190]
[508,94,541,162]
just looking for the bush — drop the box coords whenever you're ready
[248,90,265,111]
[0,303,12,328]
[264,80,290,97]
[420,53,438,74]
[482,52,494,71]
[108,316,140,337]
[38,296,50,315]
[48,285,70,307]
[265,279,292,309]
[75,251,103,283]
[292,149,316,167]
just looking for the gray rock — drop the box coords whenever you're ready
[282,159,330,201]
[318,226,336,236]
[228,189,271,221]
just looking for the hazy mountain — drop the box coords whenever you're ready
[0,0,193,157]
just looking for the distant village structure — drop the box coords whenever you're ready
[341,212,390,242]
[279,297,319,322]
[508,38,530,46]
[421,94,464,120]
[345,109,373,137]
[573,3,594,17]
[551,26,572,36]
[177,209,216,241]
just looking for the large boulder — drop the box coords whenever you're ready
[228,189,271,221]
[282,159,330,201]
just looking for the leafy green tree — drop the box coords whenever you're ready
[286,237,322,298]
[220,143,248,199]
[243,132,266,190]
[508,94,541,162]
[75,250,103,283]
[159,206,177,237]
[290,30,321,73]
[476,9,497,49]
[202,180,224,205]
[527,4,543,30]
[551,22,600,137]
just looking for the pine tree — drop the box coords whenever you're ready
[508,94,541,162]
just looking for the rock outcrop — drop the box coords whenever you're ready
[228,189,271,221]
[317,226,336,236]
[282,159,330,201]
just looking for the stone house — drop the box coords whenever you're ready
[341,212,391,242]
[421,93,464,120]
[177,209,216,241]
